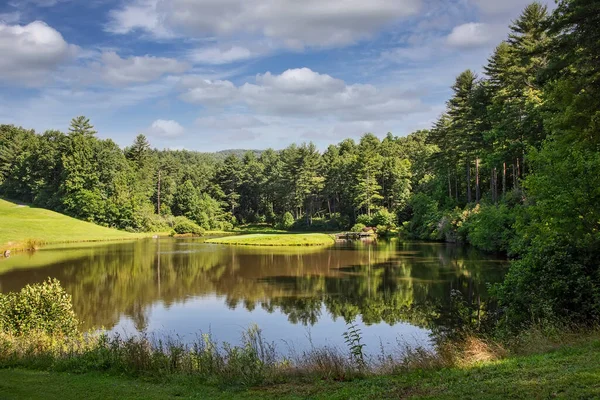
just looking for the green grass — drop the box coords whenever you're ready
[205,233,335,247]
[0,198,152,251]
[1,339,599,399]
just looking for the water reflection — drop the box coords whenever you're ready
[0,239,507,349]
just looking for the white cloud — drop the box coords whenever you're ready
[97,51,190,85]
[106,0,172,37]
[446,22,493,48]
[108,0,422,48]
[145,119,185,137]
[179,76,239,104]
[180,67,427,121]
[0,21,77,84]
[189,45,258,65]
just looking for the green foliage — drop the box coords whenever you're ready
[172,217,205,236]
[356,214,372,226]
[350,223,366,233]
[278,212,295,230]
[0,278,78,337]
[462,203,516,253]
[342,320,366,369]
[371,208,396,229]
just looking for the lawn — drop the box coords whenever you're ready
[1,339,599,399]
[0,198,151,251]
[205,233,335,246]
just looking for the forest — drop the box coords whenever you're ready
[1,0,599,333]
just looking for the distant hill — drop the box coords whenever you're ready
[213,149,264,159]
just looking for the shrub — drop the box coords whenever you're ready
[0,278,79,337]
[279,212,295,230]
[462,203,516,253]
[356,214,372,226]
[371,209,397,229]
[350,223,366,233]
[172,216,205,236]
[494,237,600,333]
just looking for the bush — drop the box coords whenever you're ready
[0,278,79,337]
[351,223,366,233]
[494,237,600,333]
[462,203,516,253]
[172,216,205,236]
[279,212,295,230]
[356,214,372,226]
[371,209,397,228]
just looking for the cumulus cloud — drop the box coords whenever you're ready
[446,22,494,48]
[107,0,422,47]
[145,119,185,137]
[179,67,426,121]
[96,51,190,86]
[189,45,258,65]
[0,21,77,84]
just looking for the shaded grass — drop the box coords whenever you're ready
[0,198,156,252]
[1,338,599,399]
[206,233,336,247]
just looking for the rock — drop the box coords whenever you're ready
[3,250,10,258]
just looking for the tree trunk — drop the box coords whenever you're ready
[448,172,452,198]
[455,171,459,202]
[157,170,161,215]
[502,162,506,195]
[475,158,480,203]
[466,159,472,203]
[512,162,517,189]
[494,167,498,204]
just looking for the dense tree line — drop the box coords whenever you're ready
[0,120,423,233]
[0,0,599,331]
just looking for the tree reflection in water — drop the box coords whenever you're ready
[0,238,507,345]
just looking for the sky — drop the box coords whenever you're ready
[0,0,553,151]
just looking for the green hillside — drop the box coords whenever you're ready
[0,198,148,251]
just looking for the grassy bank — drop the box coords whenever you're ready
[1,337,598,399]
[0,199,154,252]
[206,233,335,246]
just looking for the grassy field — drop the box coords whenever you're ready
[0,198,151,251]
[0,338,598,399]
[206,233,335,246]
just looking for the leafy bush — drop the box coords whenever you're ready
[371,209,397,229]
[279,212,295,230]
[351,223,366,233]
[462,203,516,253]
[0,278,79,337]
[494,237,600,333]
[356,214,372,226]
[172,216,205,236]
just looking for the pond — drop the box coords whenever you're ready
[0,238,507,354]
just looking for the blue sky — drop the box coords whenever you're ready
[0,0,553,151]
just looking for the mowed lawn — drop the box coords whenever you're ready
[206,233,335,246]
[0,198,148,250]
[1,339,599,399]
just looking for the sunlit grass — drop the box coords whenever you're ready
[0,198,153,252]
[205,233,335,247]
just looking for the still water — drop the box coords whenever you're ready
[0,238,507,352]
